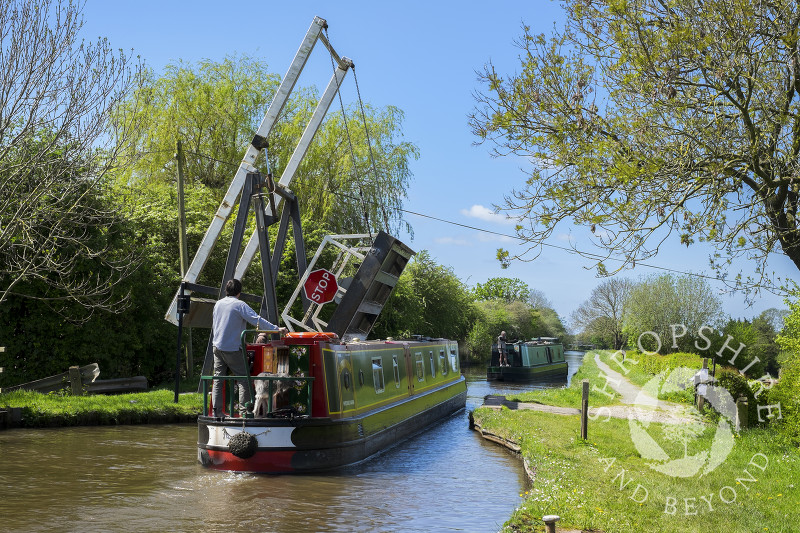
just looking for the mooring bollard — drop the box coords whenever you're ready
[581,379,589,440]
[542,514,560,533]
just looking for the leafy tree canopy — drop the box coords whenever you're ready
[471,0,800,294]
[623,273,723,353]
[117,55,418,236]
[473,277,531,302]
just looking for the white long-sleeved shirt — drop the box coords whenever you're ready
[212,296,277,351]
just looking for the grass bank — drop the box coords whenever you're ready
[503,351,622,408]
[0,389,203,428]
[472,407,798,532]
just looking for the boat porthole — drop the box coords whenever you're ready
[343,370,351,390]
[359,369,364,385]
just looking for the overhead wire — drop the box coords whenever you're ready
[331,190,787,294]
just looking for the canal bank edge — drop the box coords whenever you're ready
[0,408,199,429]
[0,390,203,429]
[470,409,586,533]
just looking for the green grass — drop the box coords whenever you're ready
[504,351,623,408]
[0,388,203,427]
[473,407,799,533]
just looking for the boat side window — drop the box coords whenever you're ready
[449,348,459,372]
[372,357,385,393]
[415,352,425,382]
[439,349,447,376]
[392,355,401,388]
[429,350,435,377]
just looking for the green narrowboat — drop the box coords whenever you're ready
[486,337,568,381]
[197,334,466,473]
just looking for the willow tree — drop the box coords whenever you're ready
[470,0,800,292]
[119,55,418,236]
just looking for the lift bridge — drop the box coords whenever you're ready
[164,17,414,377]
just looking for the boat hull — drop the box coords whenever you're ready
[486,361,568,382]
[198,377,467,473]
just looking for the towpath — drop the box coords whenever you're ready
[482,352,699,425]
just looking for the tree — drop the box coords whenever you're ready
[0,0,143,311]
[472,277,531,302]
[372,251,477,341]
[760,307,789,334]
[537,306,568,339]
[623,274,723,354]
[470,0,800,292]
[719,316,780,377]
[118,55,418,236]
[467,280,567,360]
[465,299,543,364]
[528,288,553,310]
[571,278,633,349]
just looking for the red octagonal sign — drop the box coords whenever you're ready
[303,268,338,304]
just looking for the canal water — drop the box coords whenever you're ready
[0,352,584,533]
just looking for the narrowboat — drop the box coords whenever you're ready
[197,333,466,473]
[166,17,467,474]
[486,337,568,381]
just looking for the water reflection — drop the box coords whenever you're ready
[0,352,584,533]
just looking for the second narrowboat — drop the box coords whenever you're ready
[487,337,568,381]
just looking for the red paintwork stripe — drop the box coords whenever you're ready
[205,450,296,473]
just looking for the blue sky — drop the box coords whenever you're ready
[82,0,796,325]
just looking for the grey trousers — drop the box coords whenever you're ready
[211,347,252,416]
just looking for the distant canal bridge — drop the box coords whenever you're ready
[567,343,596,351]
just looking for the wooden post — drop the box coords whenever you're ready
[176,140,193,377]
[68,365,83,396]
[581,379,589,440]
[697,358,708,412]
[736,397,748,431]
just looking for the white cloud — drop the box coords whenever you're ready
[461,204,516,225]
[435,236,472,246]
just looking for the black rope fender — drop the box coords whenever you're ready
[227,431,258,459]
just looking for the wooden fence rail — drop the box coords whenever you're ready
[1,363,146,395]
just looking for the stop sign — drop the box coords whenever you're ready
[303,269,338,304]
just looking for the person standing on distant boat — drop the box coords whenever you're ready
[211,278,287,417]
[497,331,508,367]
